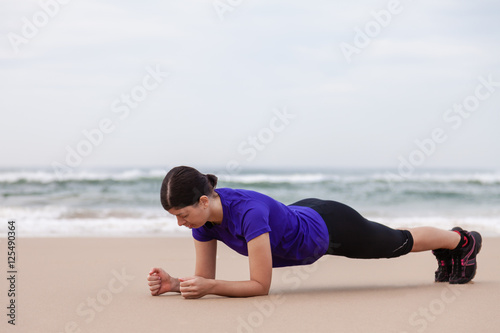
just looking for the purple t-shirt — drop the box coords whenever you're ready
[192,188,329,268]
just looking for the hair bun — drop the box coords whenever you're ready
[206,174,218,188]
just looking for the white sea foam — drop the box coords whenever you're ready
[221,173,331,184]
[1,168,499,184]
[373,216,500,237]
[1,168,498,237]
[0,206,165,221]
[2,217,497,237]
[0,169,168,183]
[371,172,500,184]
[0,215,190,237]
[1,210,498,237]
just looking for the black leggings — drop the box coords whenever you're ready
[290,198,414,259]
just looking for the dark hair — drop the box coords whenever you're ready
[160,166,218,210]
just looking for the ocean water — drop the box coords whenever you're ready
[1,167,499,237]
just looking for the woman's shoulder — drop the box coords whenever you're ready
[217,188,274,204]
[217,188,260,201]
[217,188,281,218]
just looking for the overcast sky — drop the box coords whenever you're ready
[1,0,499,172]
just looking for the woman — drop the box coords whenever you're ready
[147,166,482,299]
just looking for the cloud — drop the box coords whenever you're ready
[0,0,499,168]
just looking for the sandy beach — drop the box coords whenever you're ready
[2,236,499,333]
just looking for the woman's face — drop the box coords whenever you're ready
[168,203,209,229]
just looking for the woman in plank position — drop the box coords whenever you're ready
[147,166,482,298]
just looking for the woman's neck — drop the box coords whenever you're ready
[208,193,223,224]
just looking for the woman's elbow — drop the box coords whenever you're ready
[255,281,271,296]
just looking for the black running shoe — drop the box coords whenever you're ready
[449,230,482,284]
[432,227,463,282]
[432,249,452,282]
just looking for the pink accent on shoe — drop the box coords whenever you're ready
[453,230,468,248]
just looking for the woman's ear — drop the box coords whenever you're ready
[199,195,209,208]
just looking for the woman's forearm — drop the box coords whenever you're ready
[210,279,269,297]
